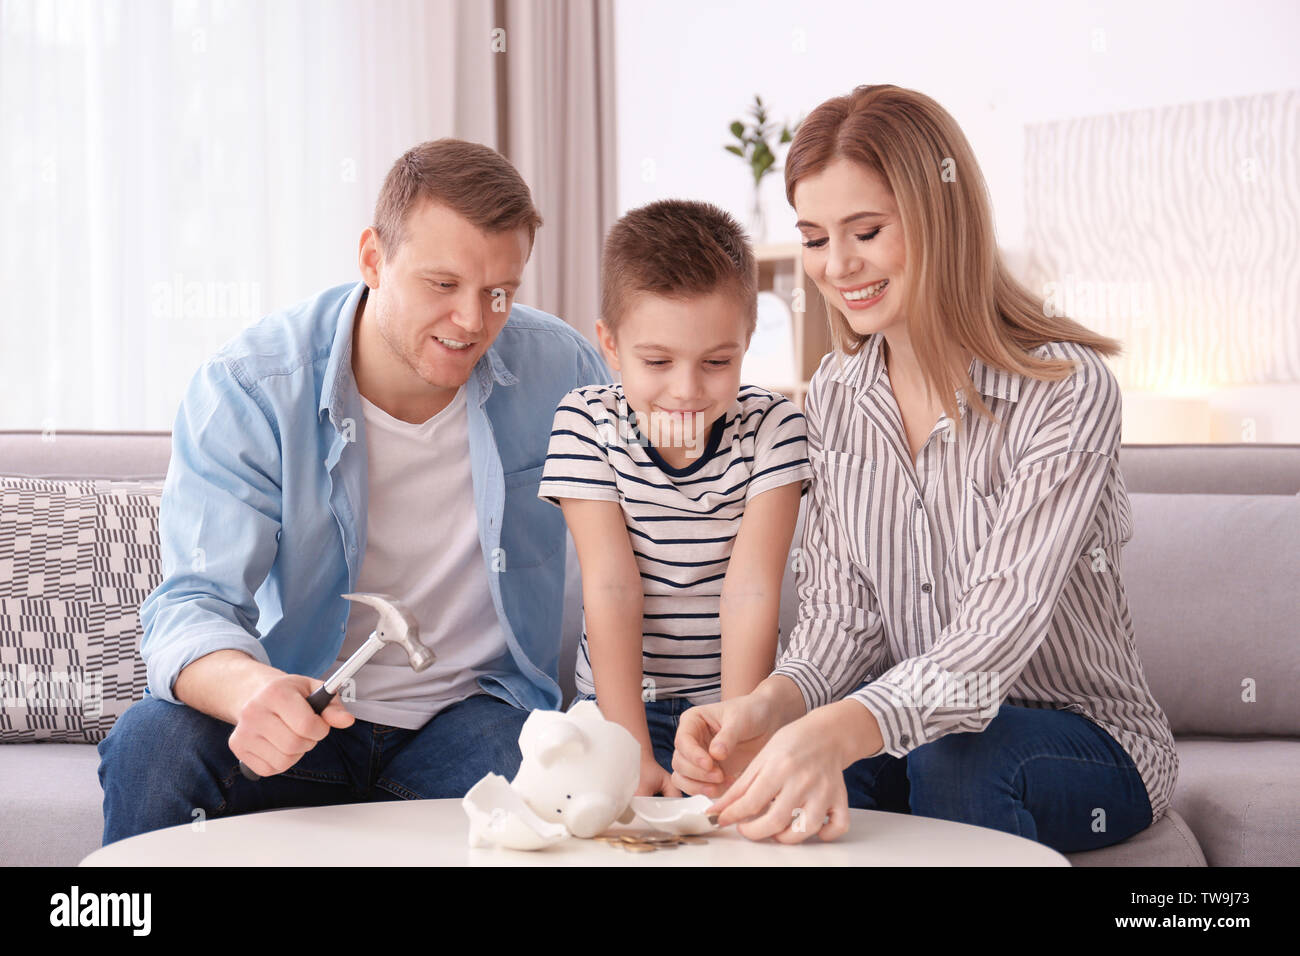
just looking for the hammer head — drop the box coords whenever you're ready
[342,592,435,672]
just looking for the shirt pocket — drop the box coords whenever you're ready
[818,449,877,571]
[946,475,999,582]
[501,464,566,569]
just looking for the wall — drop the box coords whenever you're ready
[613,0,1300,441]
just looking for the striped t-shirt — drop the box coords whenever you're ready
[538,383,813,703]
[771,333,1180,823]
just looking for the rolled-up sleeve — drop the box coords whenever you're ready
[769,377,888,713]
[139,359,284,704]
[852,360,1121,756]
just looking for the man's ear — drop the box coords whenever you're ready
[358,226,383,288]
[595,320,621,372]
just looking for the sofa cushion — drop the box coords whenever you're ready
[1124,493,1300,736]
[0,742,105,866]
[1065,808,1206,866]
[0,477,161,743]
[1170,737,1300,867]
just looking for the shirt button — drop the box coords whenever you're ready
[900,734,912,746]
[921,582,932,593]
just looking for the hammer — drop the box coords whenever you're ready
[237,592,433,781]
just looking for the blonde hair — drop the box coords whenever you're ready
[374,139,543,256]
[784,84,1122,436]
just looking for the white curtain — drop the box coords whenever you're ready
[0,0,503,431]
[500,0,618,346]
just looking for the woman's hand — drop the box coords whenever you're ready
[669,692,786,798]
[707,699,883,843]
[637,753,681,797]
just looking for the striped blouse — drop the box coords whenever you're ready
[538,383,812,702]
[770,333,1179,822]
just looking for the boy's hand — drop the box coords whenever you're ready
[637,753,682,798]
[707,706,853,844]
[670,694,782,798]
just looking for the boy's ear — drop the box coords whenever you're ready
[595,320,621,371]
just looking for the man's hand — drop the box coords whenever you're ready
[227,673,355,778]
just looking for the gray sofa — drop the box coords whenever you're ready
[1,430,1296,866]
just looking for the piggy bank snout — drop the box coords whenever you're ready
[565,793,621,838]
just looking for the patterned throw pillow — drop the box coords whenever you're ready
[0,476,163,743]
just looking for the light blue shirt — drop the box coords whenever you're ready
[140,280,610,714]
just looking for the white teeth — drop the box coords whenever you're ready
[844,279,888,300]
[437,337,472,350]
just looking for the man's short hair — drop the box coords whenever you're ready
[600,199,757,339]
[373,138,544,256]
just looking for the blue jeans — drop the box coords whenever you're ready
[843,703,1154,853]
[96,692,529,846]
[577,694,1150,854]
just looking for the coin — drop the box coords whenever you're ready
[623,844,656,853]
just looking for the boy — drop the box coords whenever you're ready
[537,199,812,797]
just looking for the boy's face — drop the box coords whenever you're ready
[596,290,750,457]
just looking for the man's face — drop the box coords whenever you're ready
[597,290,749,457]
[359,200,530,400]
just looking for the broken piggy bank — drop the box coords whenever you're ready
[463,699,641,849]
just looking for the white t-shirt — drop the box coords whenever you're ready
[536,383,812,703]
[331,385,508,728]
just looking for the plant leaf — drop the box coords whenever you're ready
[724,144,744,157]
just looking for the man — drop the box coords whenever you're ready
[97,139,609,844]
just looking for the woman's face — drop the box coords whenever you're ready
[793,157,907,339]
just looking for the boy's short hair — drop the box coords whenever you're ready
[600,199,757,339]
[373,138,543,257]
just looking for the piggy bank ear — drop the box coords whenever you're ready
[531,719,588,768]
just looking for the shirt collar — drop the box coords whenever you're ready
[830,332,1021,409]
[319,282,366,427]
[319,281,519,426]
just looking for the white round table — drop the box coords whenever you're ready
[81,798,1069,866]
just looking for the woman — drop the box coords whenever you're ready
[670,84,1178,853]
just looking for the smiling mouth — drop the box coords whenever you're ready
[841,279,889,301]
[433,335,474,352]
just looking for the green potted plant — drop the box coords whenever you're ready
[725,95,802,242]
